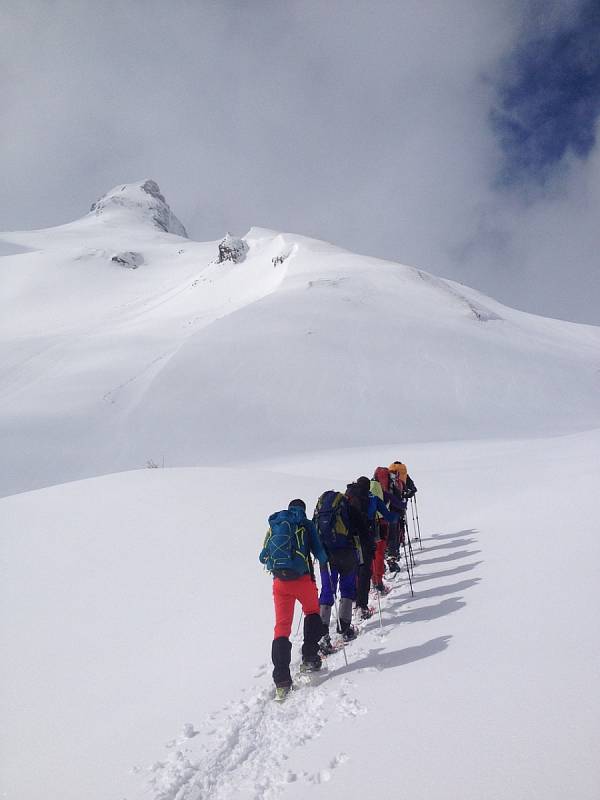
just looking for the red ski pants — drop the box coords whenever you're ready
[273,575,320,639]
[371,539,387,585]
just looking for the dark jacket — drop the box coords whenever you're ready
[345,483,374,553]
[404,475,417,499]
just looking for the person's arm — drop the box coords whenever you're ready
[405,475,417,498]
[375,496,399,524]
[307,520,328,565]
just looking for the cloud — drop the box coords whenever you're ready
[0,1,597,323]
[490,0,600,186]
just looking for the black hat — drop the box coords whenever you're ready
[288,498,306,511]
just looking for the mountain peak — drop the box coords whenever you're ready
[89,179,188,237]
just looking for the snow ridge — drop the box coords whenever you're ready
[417,270,502,321]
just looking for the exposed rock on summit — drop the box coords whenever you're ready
[90,180,188,237]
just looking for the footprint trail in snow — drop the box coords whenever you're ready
[145,563,416,800]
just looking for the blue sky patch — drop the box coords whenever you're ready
[491,0,600,186]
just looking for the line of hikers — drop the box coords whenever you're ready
[259,461,418,699]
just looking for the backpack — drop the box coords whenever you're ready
[313,491,351,551]
[264,509,309,575]
[374,466,390,493]
[389,462,408,484]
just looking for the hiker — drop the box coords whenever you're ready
[389,460,418,543]
[370,474,399,591]
[389,461,418,501]
[353,475,398,593]
[385,463,411,566]
[259,499,329,699]
[313,490,359,652]
[374,466,398,572]
[345,477,393,616]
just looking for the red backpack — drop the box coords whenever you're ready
[374,466,391,493]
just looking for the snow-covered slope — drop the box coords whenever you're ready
[2,183,600,800]
[1,182,599,497]
[2,431,599,800]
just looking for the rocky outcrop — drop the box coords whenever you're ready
[90,180,188,237]
[111,251,144,269]
[217,233,249,263]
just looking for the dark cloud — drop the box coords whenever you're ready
[491,0,600,185]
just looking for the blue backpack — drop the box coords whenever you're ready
[264,508,309,576]
[313,491,351,551]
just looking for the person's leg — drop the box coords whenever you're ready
[338,569,357,635]
[271,578,295,687]
[295,575,322,663]
[372,539,386,586]
[387,521,399,560]
[271,637,292,688]
[399,513,406,546]
[319,564,335,633]
[356,550,374,609]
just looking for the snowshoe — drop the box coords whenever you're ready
[341,625,357,642]
[274,685,293,702]
[358,606,374,620]
[318,634,336,656]
[373,583,391,595]
[300,655,323,673]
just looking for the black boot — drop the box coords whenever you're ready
[337,617,358,641]
[301,613,323,668]
[271,637,292,688]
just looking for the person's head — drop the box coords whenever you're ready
[288,498,306,512]
[356,476,370,495]
[345,483,360,506]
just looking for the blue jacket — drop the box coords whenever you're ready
[367,493,399,523]
[259,505,328,575]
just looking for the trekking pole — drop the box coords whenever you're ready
[294,611,304,640]
[328,569,348,667]
[413,496,422,544]
[404,516,416,572]
[402,541,415,596]
[410,497,422,549]
[410,497,418,540]
[407,531,416,572]
[376,590,383,631]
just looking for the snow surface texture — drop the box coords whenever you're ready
[1,183,600,799]
[1,183,599,497]
[1,433,599,800]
